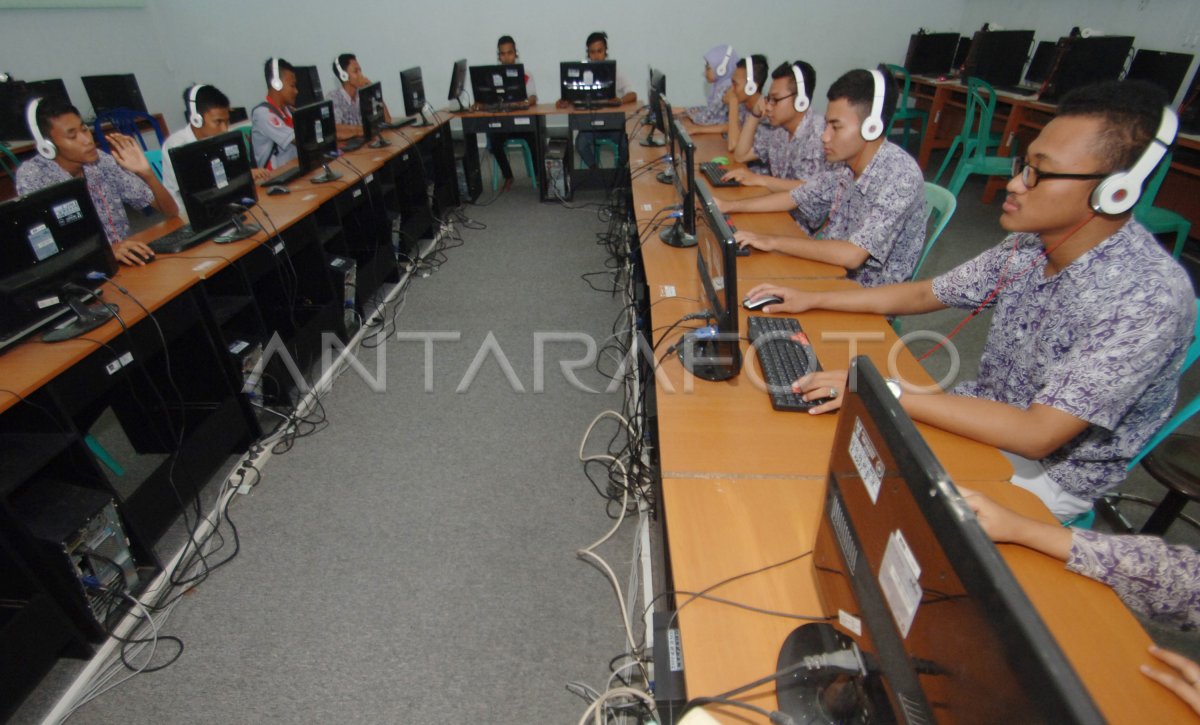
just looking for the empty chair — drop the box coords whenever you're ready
[932,77,1010,197]
[1133,151,1191,259]
[885,64,929,155]
[93,109,165,152]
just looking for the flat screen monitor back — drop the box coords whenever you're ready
[400,67,426,118]
[81,74,148,115]
[1024,40,1059,86]
[1126,49,1195,103]
[904,33,959,75]
[1041,36,1135,102]
[0,79,70,141]
[294,66,324,108]
[964,30,1035,87]
[292,100,337,174]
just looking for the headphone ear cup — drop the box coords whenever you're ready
[861,117,884,141]
[794,95,809,113]
[189,111,203,129]
[743,58,757,96]
[271,77,284,92]
[715,46,732,77]
[26,99,56,160]
[1090,172,1139,215]
[37,138,57,160]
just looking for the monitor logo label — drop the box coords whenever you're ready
[879,530,922,638]
[849,417,884,503]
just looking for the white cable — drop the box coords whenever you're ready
[576,686,659,725]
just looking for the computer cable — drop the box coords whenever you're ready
[242,204,303,322]
[576,686,659,725]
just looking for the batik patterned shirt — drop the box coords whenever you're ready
[751,110,829,180]
[1068,530,1200,629]
[932,221,1195,500]
[687,77,733,126]
[15,152,153,245]
[789,141,925,286]
[328,86,361,126]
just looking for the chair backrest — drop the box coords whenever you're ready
[1132,150,1173,217]
[143,149,164,181]
[885,64,912,134]
[964,77,998,149]
[913,182,957,279]
[1129,297,1200,469]
[92,109,165,153]
[0,142,18,177]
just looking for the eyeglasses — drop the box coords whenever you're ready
[763,93,796,107]
[1010,156,1108,189]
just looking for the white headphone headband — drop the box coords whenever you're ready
[791,62,810,113]
[861,69,886,141]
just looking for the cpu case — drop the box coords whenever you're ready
[328,255,359,338]
[228,338,265,400]
[545,138,573,201]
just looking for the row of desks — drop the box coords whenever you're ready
[632,122,1191,721]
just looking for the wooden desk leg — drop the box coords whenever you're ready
[982,103,1025,204]
[917,86,951,170]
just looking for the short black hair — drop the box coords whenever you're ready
[264,57,295,87]
[333,54,357,80]
[771,61,817,105]
[827,65,898,130]
[182,84,230,123]
[497,35,516,49]
[1056,80,1169,171]
[33,95,80,137]
[586,31,608,48]
[744,54,769,92]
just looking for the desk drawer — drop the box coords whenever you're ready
[569,113,624,132]
[461,115,537,133]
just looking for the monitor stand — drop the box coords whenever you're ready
[659,219,695,248]
[775,623,872,724]
[368,134,391,149]
[214,215,261,243]
[412,105,434,127]
[42,289,116,343]
[639,128,665,147]
[655,167,674,185]
[310,164,342,184]
[677,327,739,381]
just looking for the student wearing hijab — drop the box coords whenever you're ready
[686,44,738,126]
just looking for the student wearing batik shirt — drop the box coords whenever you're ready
[714,54,770,149]
[744,81,1196,521]
[684,44,737,127]
[251,57,299,171]
[16,96,177,266]
[328,53,392,141]
[724,61,830,192]
[719,68,925,288]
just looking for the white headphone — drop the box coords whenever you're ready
[334,56,350,83]
[26,97,56,160]
[743,57,758,96]
[791,62,810,113]
[714,45,733,78]
[269,57,283,92]
[1090,106,1178,215]
[187,83,207,129]
[860,69,886,141]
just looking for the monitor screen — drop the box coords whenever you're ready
[81,74,148,115]
[292,100,337,174]
[904,32,960,76]
[358,81,387,141]
[787,356,1103,723]
[677,179,741,381]
[469,64,528,106]
[448,58,469,103]
[294,65,324,108]
[1126,49,1196,103]
[647,68,667,135]
[0,178,117,353]
[560,61,617,104]
[0,79,71,141]
[963,30,1035,87]
[1023,40,1059,85]
[168,129,257,233]
[1041,35,1135,101]
[400,67,426,118]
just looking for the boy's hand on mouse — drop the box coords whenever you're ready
[743,283,816,314]
[112,239,155,266]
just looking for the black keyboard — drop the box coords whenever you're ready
[700,161,740,188]
[147,222,229,254]
[479,103,527,113]
[259,167,302,187]
[573,99,622,109]
[996,85,1039,97]
[341,137,366,152]
[746,316,830,411]
[378,117,416,130]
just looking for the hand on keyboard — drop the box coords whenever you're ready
[721,167,760,186]
[734,230,776,254]
[790,369,849,415]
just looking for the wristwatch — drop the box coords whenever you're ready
[885,378,903,400]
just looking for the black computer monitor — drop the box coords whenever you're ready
[560,61,617,107]
[0,79,71,141]
[357,81,390,148]
[677,180,741,382]
[469,64,528,107]
[904,32,960,75]
[776,356,1104,722]
[400,67,431,126]
[962,30,1035,87]
[292,100,340,183]
[1041,35,1135,102]
[641,68,667,147]
[1180,67,1200,134]
[80,74,148,115]
[294,65,324,108]
[1126,49,1196,103]
[659,107,696,249]
[448,58,469,110]
[1023,40,1059,86]
[168,129,261,242]
[0,178,118,353]
[952,36,972,73]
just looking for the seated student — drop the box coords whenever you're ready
[719,68,925,287]
[744,81,1196,521]
[715,54,770,148]
[481,35,538,191]
[328,53,392,141]
[161,84,270,218]
[16,96,177,266]
[684,44,738,127]
[251,57,299,172]
[723,61,829,192]
[556,31,637,168]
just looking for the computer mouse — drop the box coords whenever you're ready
[743,294,783,310]
[735,245,750,257]
[711,155,729,165]
[267,186,291,195]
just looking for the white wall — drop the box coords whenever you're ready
[959,0,1200,105]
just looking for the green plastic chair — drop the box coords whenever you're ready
[0,142,19,177]
[594,138,621,168]
[893,183,957,333]
[490,138,537,190]
[1133,151,1191,259]
[933,77,1008,196]
[885,64,929,155]
[144,149,164,181]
